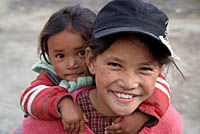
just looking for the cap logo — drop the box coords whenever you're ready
[159,35,179,60]
[159,35,172,54]
[159,35,169,46]
[165,20,169,26]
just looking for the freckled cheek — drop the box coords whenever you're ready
[79,59,87,68]
[101,69,114,79]
[83,68,90,76]
[96,69,117,89]
[77,58,85,64]
[144,79,157,96]
[54,67,64,76]
[79,61,90,75]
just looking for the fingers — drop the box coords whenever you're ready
[74,122,81,132]
[113,116,123,124]
[106,122,120,131]
[63,118,86,133]
[63,122,80,132]
[105,123,122,134]
[79,120,85,134]
[63,122,70,130]
[61,107,87,133]
[83,113,89,122]
[104,117,123,134]
[105,129,123,134]
[69,123,75,132]
[105,118,139,134]
[105,123,138,134]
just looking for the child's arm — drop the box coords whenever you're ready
[105,73,170,133]
[20,71,70,120]
[58,97,88,132]
[105,111,150,134]
[21,71,88,132]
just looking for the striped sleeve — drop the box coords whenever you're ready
[138,73,170,124]
[20,72,69,120]
[155,74,171,100]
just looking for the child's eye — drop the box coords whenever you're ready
[139,67,154,75]
[56,53,64,59]
[140,67,153,71]
[108,62,121,67]
[78,50,85,56]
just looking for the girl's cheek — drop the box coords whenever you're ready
[96,69,111,82]
[145,78,157,94]
[100,69,114,79]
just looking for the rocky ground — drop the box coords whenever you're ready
[0,0,199,133]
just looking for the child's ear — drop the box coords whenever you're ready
[85,47,96,75]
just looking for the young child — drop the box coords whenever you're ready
[15,2,175,134]
[20,5,96,131]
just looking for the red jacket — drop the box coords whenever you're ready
[14,88,181,134]
[20,71,170,123]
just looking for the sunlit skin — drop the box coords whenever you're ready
[47,28,91,132]
[48,29,89,82]
[86,36,162,116]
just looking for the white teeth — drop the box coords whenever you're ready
[116,93,133,99]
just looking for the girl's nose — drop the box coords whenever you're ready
[120,71,140,90]
[65,57,79,69]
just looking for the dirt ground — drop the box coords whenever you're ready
[0,0,199,133]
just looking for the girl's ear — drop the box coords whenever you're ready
[85,47,96,75]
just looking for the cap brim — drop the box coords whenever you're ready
[94,27,172,56]
[95,27,158,39]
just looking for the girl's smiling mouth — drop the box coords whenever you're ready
[111,91,138,102]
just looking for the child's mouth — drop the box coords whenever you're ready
[112,91,138,101]
[65,72,84,77]
[115,92,133,99]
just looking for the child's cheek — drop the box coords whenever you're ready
[96,68,111,85]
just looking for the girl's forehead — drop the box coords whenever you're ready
[114,36,146,50]
[102,38,153,60]
[47,29,85,52]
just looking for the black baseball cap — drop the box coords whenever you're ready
[94,0,175,57]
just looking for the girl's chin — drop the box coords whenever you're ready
[113,108,136,116]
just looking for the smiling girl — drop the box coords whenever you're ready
[14,0,181,134]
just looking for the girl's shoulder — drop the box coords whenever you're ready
[71,86,95,102]
[140,105,182,134]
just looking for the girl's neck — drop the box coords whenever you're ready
[89,88,117,117]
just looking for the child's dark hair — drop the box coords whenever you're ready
[38,5,96,63]
[90,33,184,77]
[90,33,171,65]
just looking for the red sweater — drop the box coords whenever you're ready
[13,87,181,134]
[20,71,170,122]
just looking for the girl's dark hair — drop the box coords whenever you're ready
[38,5,96,63]
[90,33,184,77]
[90,33,171,65]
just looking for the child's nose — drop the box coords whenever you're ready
[120,71,140,90]
[65,57,79,69]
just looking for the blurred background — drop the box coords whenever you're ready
[0,0,199,133]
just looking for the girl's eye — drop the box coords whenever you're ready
[140,67,153,71]
[78,50,85,56]
[108,62,121,67]
[56,53,64,59]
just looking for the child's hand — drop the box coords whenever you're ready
[58,97,88,133]
[105,111,151,134]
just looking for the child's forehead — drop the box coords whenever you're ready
[115,34,145,46]
[107,38,150,55]
[48,29,86,50]
[97,38,157,68]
